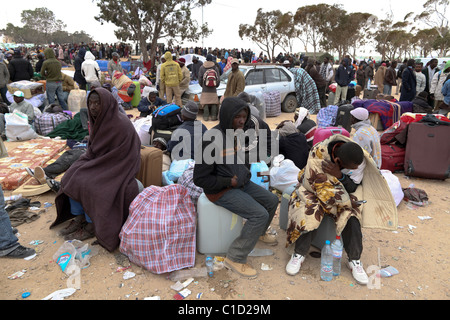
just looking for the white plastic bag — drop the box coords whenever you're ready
[133,116,152,146]
[269,159,300,193]
[381,170,404,207]
[5,111,38,141]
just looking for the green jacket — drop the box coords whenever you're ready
[40,48,63,82]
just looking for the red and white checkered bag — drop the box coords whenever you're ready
[119,184,196,274]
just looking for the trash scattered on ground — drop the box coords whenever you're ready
[29,240,44,245]
[170,277,194,291]
[261,263,273,271]
[407,224,417,234]
[8,269,26,280]
[53,240,98,274]
[379,266,399,278]
[42,288,76,300]
[196,292,203,299]
[418,216,433,221]
[44,202,53,208]
[144,296,161,300]
[21,292,31,299]
[123,270,136,280]
[213,256,225,271]
[173,288,191,300]
[116,266,131,273]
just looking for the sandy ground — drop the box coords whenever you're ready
[0,95,449,304]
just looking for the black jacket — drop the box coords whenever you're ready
[279,132,310,170]
[194,97,252,195]
[8,53,33,82]
[73,48,87,86]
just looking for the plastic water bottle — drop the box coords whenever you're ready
[320,240,333,281]
[331,236,343,276]
[205,255,214,278]
[5,194,22,201]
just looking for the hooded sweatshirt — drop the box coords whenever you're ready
[40,48,63,82]
[160,51,182,87]
[74,48,87,86]
[193,97,252,200]
[81,51,101,83]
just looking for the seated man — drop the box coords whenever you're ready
[137,89,167,118]
[285,136,397,285]
[294,107,317,148]
[167,101,207,161]
[411,91,433,114]
[9,91,35,124]
[193,97,279,279]
[350,108,382,169]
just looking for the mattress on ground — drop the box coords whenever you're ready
[0,139,68,190]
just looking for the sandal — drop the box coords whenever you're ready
[46,179,61,193]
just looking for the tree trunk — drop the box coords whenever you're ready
[140,36,149,63]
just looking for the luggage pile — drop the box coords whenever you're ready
[380,113,450,180]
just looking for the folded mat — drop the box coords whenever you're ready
[0,139,67,190]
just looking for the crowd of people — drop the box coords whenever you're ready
[0,40,448,290]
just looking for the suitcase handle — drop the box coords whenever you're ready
[330,129,343,135]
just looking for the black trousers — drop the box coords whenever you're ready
[294,216,363,260]
[44,149,86,179]
[318,86,327,109]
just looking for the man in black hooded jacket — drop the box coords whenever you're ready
[73,48,87,90]
[193,97,279,279]
[8,49,33,82]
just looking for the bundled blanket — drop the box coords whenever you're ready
[352,99,413,130]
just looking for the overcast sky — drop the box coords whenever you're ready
[1,0,430,56]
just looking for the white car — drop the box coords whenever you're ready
[182,64,298,113]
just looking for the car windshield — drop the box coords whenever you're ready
[220,67,247,84]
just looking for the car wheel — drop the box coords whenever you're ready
[281,94,297,113]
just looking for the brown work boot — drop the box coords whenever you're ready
[224,258,257,279]
[59,216,87,236]
[259,233,278,246]
[64,223,95,241]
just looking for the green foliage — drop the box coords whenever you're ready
[94,0,212,63]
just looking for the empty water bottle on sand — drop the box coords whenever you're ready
[320,240,333,281]
[5,194,22,201]
[331,236,343,276]
[206,256,214,277]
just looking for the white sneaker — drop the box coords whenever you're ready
[347,260,369,285]
[286,253,305,276]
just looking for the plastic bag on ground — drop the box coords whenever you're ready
[381,170,404,207]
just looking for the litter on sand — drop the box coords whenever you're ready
[42,288,76,300]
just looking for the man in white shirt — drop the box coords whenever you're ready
[320,57,334,84]
[415,62,426,96]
